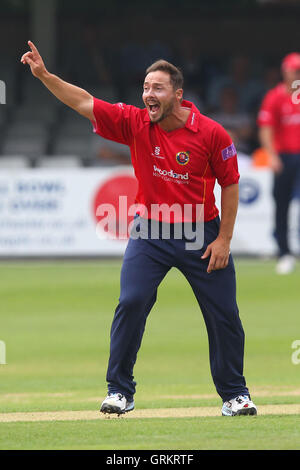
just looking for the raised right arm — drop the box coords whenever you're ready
[21,41,94,121]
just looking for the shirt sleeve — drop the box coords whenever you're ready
[257,90,277,127]
[92,98,136,146]
[209,124,240,188]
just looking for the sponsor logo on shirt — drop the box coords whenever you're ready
[221,143,236,161]
[281,113,300,125]
[176,151,190,165]
[152,146,165,159]
[153,165,189,182]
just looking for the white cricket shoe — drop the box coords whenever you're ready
[100,393,134,415]
[222,395,257,416]
[276,255,295,275]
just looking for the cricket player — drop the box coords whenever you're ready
[258,52,300,275]
[22,41,257,416]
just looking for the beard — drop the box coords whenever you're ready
[150,100,175,123]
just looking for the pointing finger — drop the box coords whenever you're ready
[28,40,38,54]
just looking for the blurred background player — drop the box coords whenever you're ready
[258,52,300,274]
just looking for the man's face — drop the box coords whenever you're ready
[283,68,300,85]
[143,71,181,123]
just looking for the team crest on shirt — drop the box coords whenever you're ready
[176,151,190,165]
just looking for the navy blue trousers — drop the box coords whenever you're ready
[273,153,300,257]
[106,217,249,402]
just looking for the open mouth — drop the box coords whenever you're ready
[148,103,160,115]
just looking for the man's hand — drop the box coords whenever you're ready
[258,127,282,173]
[270,152,283,174]
[21,41,47,79]
[201,236,231,274]
[201,183,238,274]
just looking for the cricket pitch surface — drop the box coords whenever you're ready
[0,404,299,423]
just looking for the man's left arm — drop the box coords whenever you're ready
[202,184,239,274]
[204,123,240,273]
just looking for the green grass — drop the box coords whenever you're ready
[0,416,299,450]
[0,259,300,449]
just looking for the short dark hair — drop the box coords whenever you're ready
[145,60,184,90]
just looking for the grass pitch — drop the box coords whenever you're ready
[0,259,299,449]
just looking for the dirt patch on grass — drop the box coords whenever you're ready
[0,404,299,423]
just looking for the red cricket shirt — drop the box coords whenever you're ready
[92,98,240,222]
[257,83,300,154]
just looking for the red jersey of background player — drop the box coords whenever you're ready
[257,83,300,154]
[92,98,240,222]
